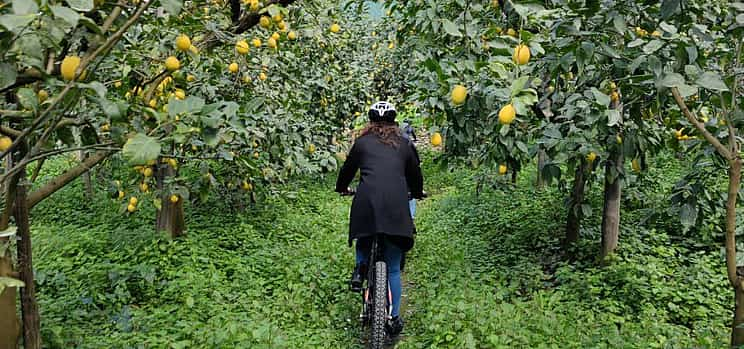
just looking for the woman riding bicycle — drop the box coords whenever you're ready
[336,101,425,336]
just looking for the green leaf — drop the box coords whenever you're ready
[612,15,626,34]
[81,81,107,98]
[695,72,729,91]
[680,202,697,230]
[50,5,80,27]
[13,0,38,15]
[660,73,685,88]
[160,0,183,16]
[660,0,681,19]
[97,97,121,118]
[0,276,25,295]
[65,0,94,11]
[122,134,161,165]
[676,83,698,97]
[659,21,677,34]
[78,15,102,34]
[591,88,610,107]
[0,14,35,32]
[606,109,621,127]
[509,76,529,97]
[16,87,38,112]
[0,63,17,90]
[169,96,205,117]
[441,19,462,37]
[643,40,664,54]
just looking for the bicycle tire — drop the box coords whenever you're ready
[370,261,388,349]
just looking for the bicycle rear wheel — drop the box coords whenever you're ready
[370,261,388,349]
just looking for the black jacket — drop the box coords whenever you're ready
[336,133,424,250]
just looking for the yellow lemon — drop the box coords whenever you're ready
[164,56,180,71]
[513,44,530,65]
[587,152,597,162]
[611,91,620,103]
[143,167,153,177]
[175,34,191,51]
[0,137,12,151]
[272,13,282,23]
[259,16,271,28]
[330,23,340,33]
[37,89,48,102]
[277,20,287,31]
[506,28,517,37]
[174,89,186,100]
[430,132,442,146]
[148,99,157,108]
[271,32,280,41]
[140,182,149,192]
[168,158,178,168]
[187,74,196,82]
[631,158,641,172]
[308,144,316,154]
[498,104,516,124]
[259,72,267,81]
[288,31,297,40]
[498,164,508,175]
[242,181,253,191]
[268,37,278,49]
[170,194,179,203]
[129,196,138,205]
[61,55,81,81]
[117,190,125,200]
[451,85,467,105]
[236,40,250,54]
[127,204,137,212]
[228,62,239,73]
[252,38,262,47]
[250,0,259,11]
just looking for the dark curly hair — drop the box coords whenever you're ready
[361,121,402,148]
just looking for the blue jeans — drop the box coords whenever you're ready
[409,199,416,219]
[355,237,403,317]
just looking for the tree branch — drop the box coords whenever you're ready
[671,87,732,160]
[0,126,21,138]
[27,149,115,209]
[0,0,153,163]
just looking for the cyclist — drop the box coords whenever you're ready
[336,101,425,336]
[401,118,417,142]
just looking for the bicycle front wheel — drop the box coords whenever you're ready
[370,261,388,349]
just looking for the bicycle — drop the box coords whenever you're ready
[340,189,391,349]
[341,189,425,348]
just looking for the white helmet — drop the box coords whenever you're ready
[368,101,397,122]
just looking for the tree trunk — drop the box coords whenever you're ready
[0,153,22,349]
[733,281,744,347]
[536,150,546,190]
[564,159,587,249]
[155,163,185,237]
[728,158,744,346]
[78,150,94,200]
[15,180,40,349]
[600,150,623,260]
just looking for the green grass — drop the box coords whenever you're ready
[28,151,729,348]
